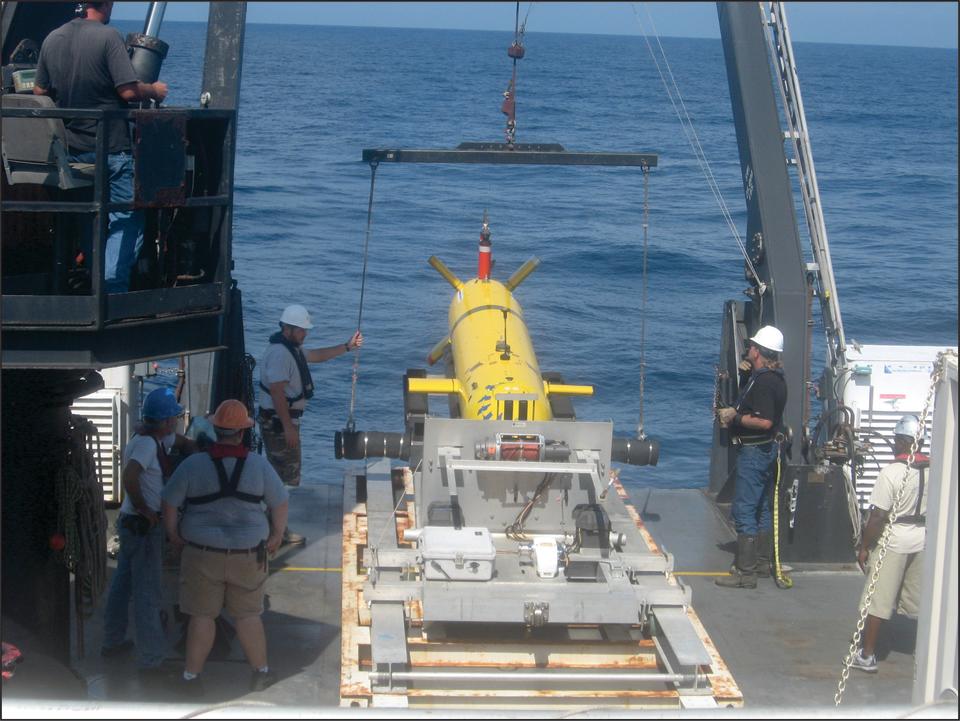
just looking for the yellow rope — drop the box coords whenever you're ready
[772,444,793,589]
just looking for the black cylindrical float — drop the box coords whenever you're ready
[335,430,411,460]
[611,436,659,466]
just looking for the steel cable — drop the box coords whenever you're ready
[347,160,379,432]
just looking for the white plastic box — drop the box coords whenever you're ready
[420,526,497,581]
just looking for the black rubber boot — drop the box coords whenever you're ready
[729,530,773,577]
[716,534,758,588]
[756,530,773,578]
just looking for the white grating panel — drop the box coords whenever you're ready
[843,344,952,512]
[72,390,121,503]
[856,409,930,511]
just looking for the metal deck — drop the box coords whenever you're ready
[0,478,933,715]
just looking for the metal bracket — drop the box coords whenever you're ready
[524,601,550,628]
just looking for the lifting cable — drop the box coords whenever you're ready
[636,166,650,439]
[346,160,379,433]
[630,3,764,293]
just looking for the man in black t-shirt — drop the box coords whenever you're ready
[34,1,168,293]
[715,325,788,589]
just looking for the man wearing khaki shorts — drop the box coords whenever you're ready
[162,400,289,696]
[851,414,929,673]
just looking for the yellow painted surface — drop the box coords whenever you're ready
[448,278,550,421]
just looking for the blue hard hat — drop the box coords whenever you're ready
[142,387,183,420]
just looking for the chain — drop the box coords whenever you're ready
[835,349,955,705]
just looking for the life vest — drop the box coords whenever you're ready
[891,454,929,526]
[185,448,263,506]
[259,331,314,406]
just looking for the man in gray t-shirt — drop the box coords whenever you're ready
[33,1,168,292]
[162,400,289,696]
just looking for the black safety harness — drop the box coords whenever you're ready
[185,454,263,506]
[892,460,927,526]
[150,434,174,480]
[733,367,785,446]
[259,331,315,408]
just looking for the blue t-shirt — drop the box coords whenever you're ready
[163,451,288,549]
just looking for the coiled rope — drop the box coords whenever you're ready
[55,417,108,620]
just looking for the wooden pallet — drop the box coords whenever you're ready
[340,468,743,709]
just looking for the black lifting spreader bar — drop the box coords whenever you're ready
[362,143,658,168]
[336,429,659,467]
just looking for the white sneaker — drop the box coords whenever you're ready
[850,649,878,673]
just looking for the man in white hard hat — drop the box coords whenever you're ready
[850,414,929,673]
[258,304,362,545]
[715,325,788,589]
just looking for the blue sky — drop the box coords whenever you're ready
[110,2,958,50]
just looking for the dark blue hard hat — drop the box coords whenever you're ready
[142,387,183,420]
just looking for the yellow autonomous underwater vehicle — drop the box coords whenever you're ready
[335,214,657,466]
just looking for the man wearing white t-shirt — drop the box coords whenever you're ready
[101,387,195,680]
[851,414,929,673]
[258,304,362,545]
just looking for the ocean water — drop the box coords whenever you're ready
[121,20,958,490]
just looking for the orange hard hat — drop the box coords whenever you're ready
[211,399,254,430]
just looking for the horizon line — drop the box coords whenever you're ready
[112,18,959,52]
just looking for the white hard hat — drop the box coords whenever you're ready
[279,304,313,329]
[894,414,920,438]
[750,325,784,353]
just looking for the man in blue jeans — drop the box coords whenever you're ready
[101,388,195,679]
[715,325,788,589]
[34,1,168,293]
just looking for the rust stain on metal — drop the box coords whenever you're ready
[614,477,663,555]
[407,598,423,622]
[685,604,743,706]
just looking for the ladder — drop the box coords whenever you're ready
[762,1,847,370]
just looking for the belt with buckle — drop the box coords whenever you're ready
[186,541,260,554]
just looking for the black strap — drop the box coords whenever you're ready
[890,461,926,525]
[149,434,174,480]
[186,455,263,505]
[261,331,314,406]
[914,466,925,520]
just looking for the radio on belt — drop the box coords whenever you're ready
[419,526,496,581]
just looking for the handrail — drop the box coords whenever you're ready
[1,104,233,330]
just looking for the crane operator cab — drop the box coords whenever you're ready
[0,1,244,369]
